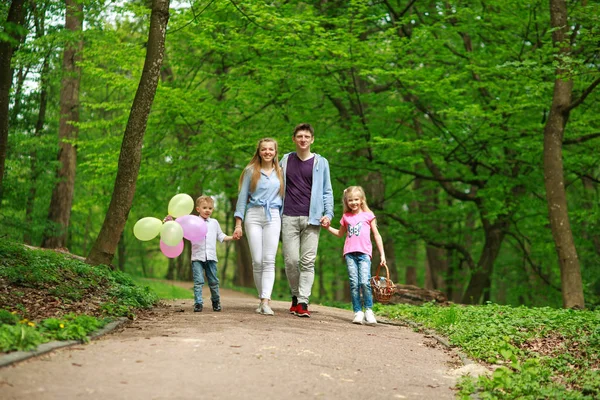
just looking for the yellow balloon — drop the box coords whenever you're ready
[168,194,194,218]
[133,217,162,241]
[161,221,184,246]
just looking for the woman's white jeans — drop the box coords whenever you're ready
[244,207,281,300]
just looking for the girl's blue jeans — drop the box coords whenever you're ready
[344,252,374,312]
[191,260,220,305]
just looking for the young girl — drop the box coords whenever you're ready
[233,138,284,316]
[323,186,387,325]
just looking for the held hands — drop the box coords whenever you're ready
[232,226,243,240]
[320,216,331,228]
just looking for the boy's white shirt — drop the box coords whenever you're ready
[190,218,226,262]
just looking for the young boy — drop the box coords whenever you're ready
[190,195,236,312]
[280,123,334,317]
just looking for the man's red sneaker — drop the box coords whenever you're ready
[296,303,311,318]
[289,296,298,315]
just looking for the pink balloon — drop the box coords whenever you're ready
[176,215,207,242]
[160,240,184,258]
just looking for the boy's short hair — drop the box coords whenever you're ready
[196,195,214,207]
[293,123,314,137]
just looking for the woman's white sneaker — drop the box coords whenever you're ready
[352,311,365,324]
[260,303,274,316]
[365,309,377,325]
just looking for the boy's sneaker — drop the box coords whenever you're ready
[289,296,298,315]
[212,301,221,312]
[194,303,203,312]
[296,303,311,318]
[365,309,377,325]
[352,311,365,324]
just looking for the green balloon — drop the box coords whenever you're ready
[168,194,194,218]
[133,217,162,241]
[160,221,184,246]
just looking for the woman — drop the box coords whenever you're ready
[233,138,284,315]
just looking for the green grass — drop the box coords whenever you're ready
[374,302,600,399]
[131,278,194,300]
[0,240,159,352]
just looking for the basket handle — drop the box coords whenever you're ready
[374,262,390,281]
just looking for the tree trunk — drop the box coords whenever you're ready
[461,219,508,304]
[425,246,448,291]
[404,177,421,286]
[543,0,584,309]
[24,54,49,244]
[86,0,170,266]
[166,258,175,280]
[0,0,26,202]
[41,0,83,249]
[230,196,253,287]
[117,232,126,271]
[420,186,448,292]
[233,236,253,288]
[177,241,192,281]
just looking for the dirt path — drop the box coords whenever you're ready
[0,287,463,399]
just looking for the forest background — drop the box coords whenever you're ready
[1,0,599,309]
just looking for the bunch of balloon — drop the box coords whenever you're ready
[132,194,208,258]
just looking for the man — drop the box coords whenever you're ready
[280,123,334,317]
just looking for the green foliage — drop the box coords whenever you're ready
[0,324,44,353]
[0,241,160,352]
[0,309,19,325]
[2,0,599,308]
[378,302,600,399]
[39,314,104,342]
[131,277,194,300]
[0,310,106,352]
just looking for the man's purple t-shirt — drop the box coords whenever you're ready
[283,153,314,216]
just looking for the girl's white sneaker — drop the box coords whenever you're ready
[365,309,377,325]
[352,311,365,324]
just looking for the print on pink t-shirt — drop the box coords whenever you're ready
[341,211,375,258]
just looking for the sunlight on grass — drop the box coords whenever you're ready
[131,278,194,300]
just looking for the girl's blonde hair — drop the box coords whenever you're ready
[238,138,285,197]
[342,186,372,214]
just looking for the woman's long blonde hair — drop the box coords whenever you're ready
[238,138,285,197]
[342,186,372,214]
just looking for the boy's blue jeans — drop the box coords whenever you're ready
[344,252,374,313]
[191,260,220,305]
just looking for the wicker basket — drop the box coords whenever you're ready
[370,263,396,304]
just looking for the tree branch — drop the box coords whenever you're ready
[505,231,562,292]
[563,132,600,145]
[566,76,600,112]
[384,212,477,270]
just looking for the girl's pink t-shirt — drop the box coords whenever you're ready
[340,211,375,258]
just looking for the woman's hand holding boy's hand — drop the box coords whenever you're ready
[232,226,243,240]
